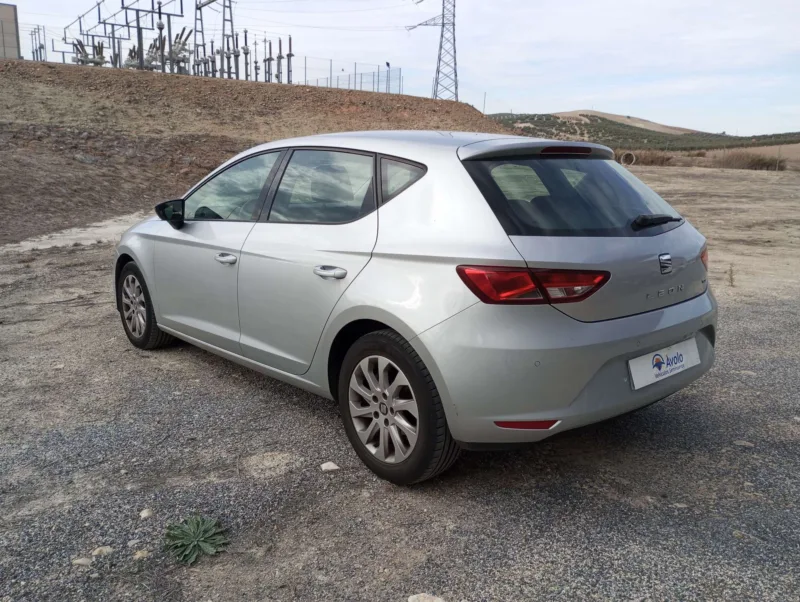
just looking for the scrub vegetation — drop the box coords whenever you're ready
[491,112,800,152]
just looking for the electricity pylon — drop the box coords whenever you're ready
[408,0,457,101]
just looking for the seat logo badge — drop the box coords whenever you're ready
[658,253,673,274]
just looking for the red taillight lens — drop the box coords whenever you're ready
[532,269,610,304]
[456,266,545,304]
[457,266,609,305]
[700,246,709,270]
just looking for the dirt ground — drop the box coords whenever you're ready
[1,166,798,601]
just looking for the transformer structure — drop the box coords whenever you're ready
[119,0,185,71]
[210,39,217,76]
[167,27,192,73]
[233,31,240,79]
[276,38,283,83]
[253,35,260,81]
[286,35,293,84]
[408,0,458,101]
[224,36,232,78]
[72,38,105,66]
[264,38,273,83]
[242,30,250,80]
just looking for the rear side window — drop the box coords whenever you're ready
[381,158,426,203]
[269,150,374,224]
[464,158,682,237]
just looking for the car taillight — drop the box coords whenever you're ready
[456,266,545,304]
[457,266,609,305]
[532,269,610,304]
[700,246,709,270]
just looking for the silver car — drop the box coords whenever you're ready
[115,131,717,484]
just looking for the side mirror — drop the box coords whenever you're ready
[155,199,185,230]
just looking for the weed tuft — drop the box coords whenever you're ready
[164,516,228,565]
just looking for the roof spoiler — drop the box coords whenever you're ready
[457,138,614,161]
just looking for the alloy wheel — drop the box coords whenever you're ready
[121,274,147,338]
[348,355,419,464]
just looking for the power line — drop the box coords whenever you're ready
[232,2,409,14]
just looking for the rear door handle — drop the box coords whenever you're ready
[215,253,238,265]
[313,265,347,279]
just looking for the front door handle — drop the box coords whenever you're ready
[215,253,238,265]
[313,265,347,279]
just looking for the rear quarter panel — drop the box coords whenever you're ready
[305,152,524,399]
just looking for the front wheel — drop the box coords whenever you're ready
[338,329,460,484]
[117,262,174,350]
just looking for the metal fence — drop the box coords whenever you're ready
[298,67,403,95]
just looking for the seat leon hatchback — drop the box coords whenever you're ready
[115,131,717,484]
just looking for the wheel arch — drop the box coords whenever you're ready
[319,307,419,402]
[114,253,136,311]
[327,319,392,401]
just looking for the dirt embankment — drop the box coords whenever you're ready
[0,60,509,244]
[0,60,505,141]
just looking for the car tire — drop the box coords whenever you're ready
[338,329,461,485]
[117,262,174,350]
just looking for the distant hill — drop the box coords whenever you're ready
[554,110,699,135]
[489,111,800,151]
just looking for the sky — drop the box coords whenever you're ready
[13,0,800,135]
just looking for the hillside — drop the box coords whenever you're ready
[490,112,800,151]
[0,60,508,244]
[0,60,506,141]
[554,110,698,135]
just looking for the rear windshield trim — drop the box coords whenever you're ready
[462,156,684,238]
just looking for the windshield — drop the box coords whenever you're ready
[463,157,682,237]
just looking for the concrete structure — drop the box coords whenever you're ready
[0,3,21,59]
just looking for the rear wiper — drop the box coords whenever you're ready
[631,213,683,231]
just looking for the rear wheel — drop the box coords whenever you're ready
[117,262,174,350]
[338,329,460,484]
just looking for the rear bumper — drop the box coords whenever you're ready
[414,289,717,444]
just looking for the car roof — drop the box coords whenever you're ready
[258,130,527,150]
[228,131,612,169]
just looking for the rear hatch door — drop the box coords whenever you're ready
[461,149,708,322]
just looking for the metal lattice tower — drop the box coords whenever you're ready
[408,0,457,101]
[194,0,216,75]
[221,0,234,78]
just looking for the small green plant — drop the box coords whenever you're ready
[164,516,229,565]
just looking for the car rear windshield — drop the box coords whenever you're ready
[463,157,683,237]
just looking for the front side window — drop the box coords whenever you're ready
[184,152,279,221]
[381,158,426,202]
[269,150,374,224]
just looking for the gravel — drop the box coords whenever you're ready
[0,238,798,602]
